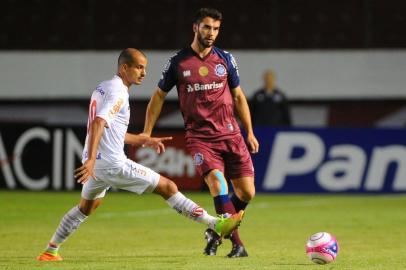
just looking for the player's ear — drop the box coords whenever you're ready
[193,23,198,33]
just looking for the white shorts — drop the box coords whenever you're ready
[81,159,160,200]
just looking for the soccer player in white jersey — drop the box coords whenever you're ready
[37,48,244,262]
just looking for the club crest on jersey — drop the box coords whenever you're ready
[198,66,209,77]
[108,98,124,119]
[215,64,227,77]
[194,153,204,166]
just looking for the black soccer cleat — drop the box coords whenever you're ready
[227,244,249,258]
[203,228,222,256]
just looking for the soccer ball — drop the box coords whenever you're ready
[306,232,339,264]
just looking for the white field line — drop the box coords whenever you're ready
[98,208,174,218]
[97,198,332,219]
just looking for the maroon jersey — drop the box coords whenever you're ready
[158,47,241,140]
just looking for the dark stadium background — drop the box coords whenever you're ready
[1,0,405,192]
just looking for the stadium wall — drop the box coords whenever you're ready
[1,124,405,193]
[1,50,406,99]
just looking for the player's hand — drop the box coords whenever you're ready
[142,136,173,154]
[246,133,259,154]
[74,159,96,184]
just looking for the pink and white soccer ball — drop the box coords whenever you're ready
[306,232,339,264]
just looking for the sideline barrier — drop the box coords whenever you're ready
[0,124,405,193]
[253,127,406,193]
[0,125,202,191]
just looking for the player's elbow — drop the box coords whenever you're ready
[156,88,167,101]
[93,117,108,128]
[233,93,245,106]
[148,89,166,109]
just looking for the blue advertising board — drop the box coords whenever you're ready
[253,128,406,193]
[1,124,405,193]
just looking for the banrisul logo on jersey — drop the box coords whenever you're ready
[252,128,406,193]
[186,82,224,93]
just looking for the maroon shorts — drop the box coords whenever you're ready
[186,134,254,179]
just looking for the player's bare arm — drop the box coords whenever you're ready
[124,133,172,154]
[143,88,168,136]
[74,117,106,184]
[231,86,259,154]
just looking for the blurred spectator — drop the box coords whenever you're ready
[250,70,291,126]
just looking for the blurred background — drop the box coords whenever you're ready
[1,0,405,193]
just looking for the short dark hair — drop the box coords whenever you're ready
[194,8,222,24]
[118,48,145,67]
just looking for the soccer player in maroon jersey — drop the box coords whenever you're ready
[143,8,259,258]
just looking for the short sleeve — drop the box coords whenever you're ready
[96,89,125,128]
[158,55,178,92]
[226,53,240,89]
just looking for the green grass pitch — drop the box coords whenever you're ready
[0,191,405,270]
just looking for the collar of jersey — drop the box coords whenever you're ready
[113,75,129,90]
[189,46,213,61]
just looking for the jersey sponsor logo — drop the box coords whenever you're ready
[162,57,172,73]
[161,53,178,76]
[215,64,227,77]
[131,164,147,177]
[108,98,124,119]
[198,66,209,77]
[183,70,191,77]
[193,153,204,166]
[186,82,224,93]
[229,53,240,76]
[83,151,102,160]
[257,93,265,102]
[273,93,283,102]
[95,86,105,95]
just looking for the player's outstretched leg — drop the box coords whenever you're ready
[37,198,100,261]
[214,210,244,238]
[37,205,87,261]
[154,176,244,240]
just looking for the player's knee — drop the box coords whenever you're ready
[78,198,101,216]
[166,179,178,194]
[78,203,93,216]
[79,207,89,216]
[246,189,256,201]
[155,176,178,198]
[205,169,228,195]
[238,188,255,202]
[91,200,102,212]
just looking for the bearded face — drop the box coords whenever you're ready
[194,17,221,49]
